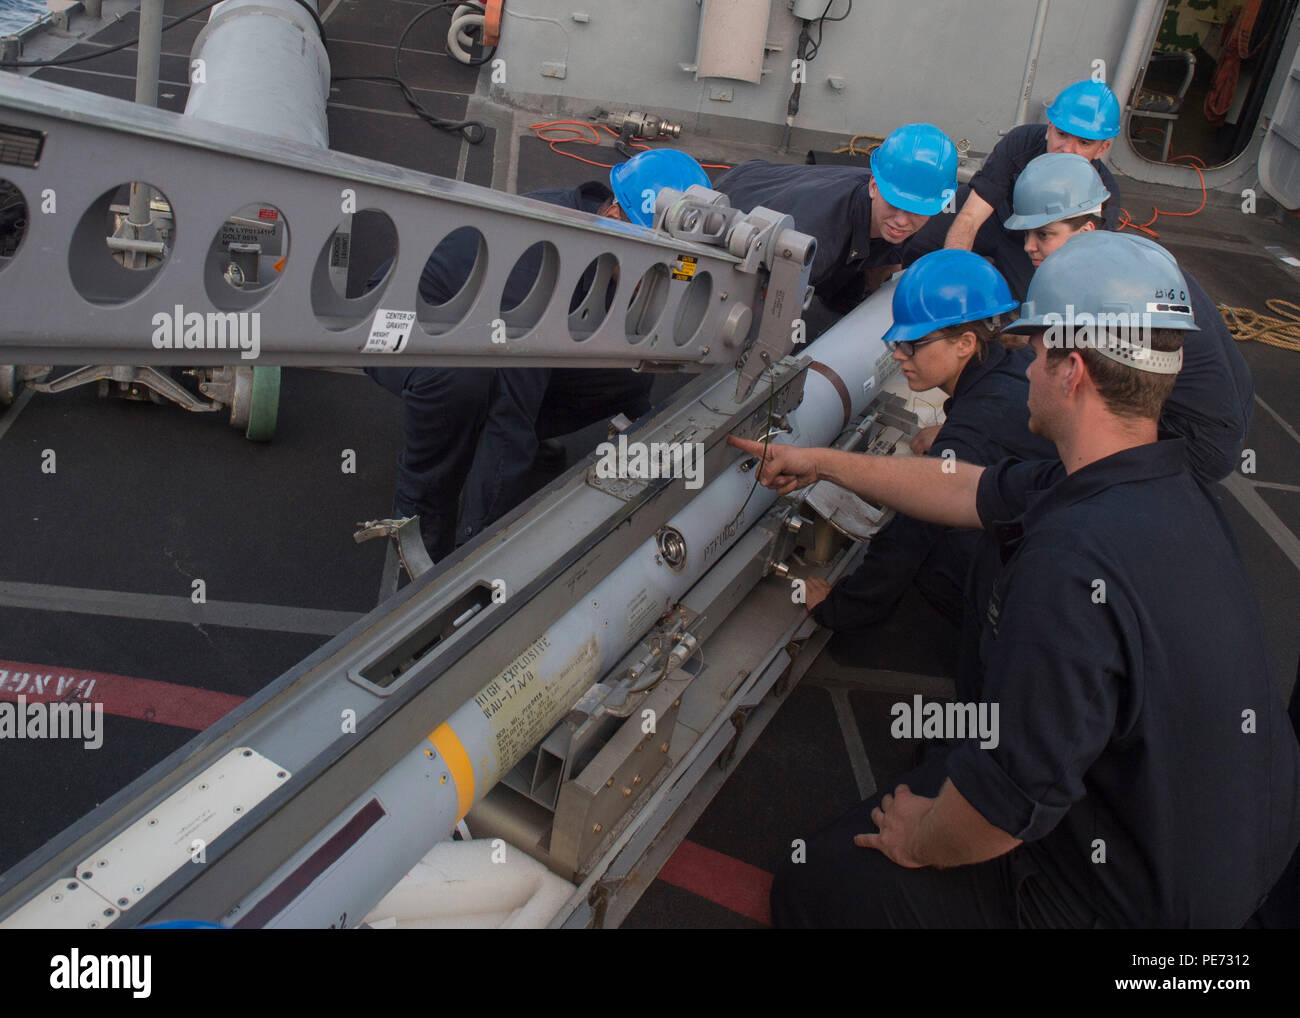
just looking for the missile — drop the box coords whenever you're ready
[224,279,900,927]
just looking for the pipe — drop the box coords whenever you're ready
[1110,0,1165,118]
[232,279,899,927]
[183,0,330,149]
[128,0,164,226]
[1013,0,1050,125]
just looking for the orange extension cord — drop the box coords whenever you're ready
[1117,128,1209,239]
[529,120,731,171]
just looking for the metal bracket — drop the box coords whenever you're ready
[653,188,816,401]
[27,365,219,412]
[352,517,436,580]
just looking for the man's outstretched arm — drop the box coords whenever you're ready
[726,436,984,529]
[943,190,995,251]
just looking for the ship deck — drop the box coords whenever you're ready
[1,0,1298,929]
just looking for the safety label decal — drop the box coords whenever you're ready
[672,254,698,281]
[362,309,417,353]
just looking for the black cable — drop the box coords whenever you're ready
[804,0,852,63]
[330,1,492,144]
[0,0,326,69]
[331,73,487,144]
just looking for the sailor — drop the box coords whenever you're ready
[713,123,958,330]
[806,250,1055,635]
[902,78,1123,300]
[731,231,1300,927]
[368,149,710,558]
[1001,151,1254,483]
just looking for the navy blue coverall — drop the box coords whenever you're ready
[902,124,1122,300]
[367,182,652,558]
[713,161,908,320]
[773,441,1300,928]
[1160,268,1254,482]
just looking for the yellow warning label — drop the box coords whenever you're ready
[672,254,698,281]
[477,634,602,781]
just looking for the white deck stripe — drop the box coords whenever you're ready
[1223,473,1300,574]
[0,580,360,635]
[1254,394,1300,449]
[829,687,875,800]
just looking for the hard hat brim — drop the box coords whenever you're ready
[872,172,947,217]
[1044,105,1120,141]
[883,299,1020,346]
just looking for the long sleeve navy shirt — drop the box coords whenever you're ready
[1160,269,1254,482]
[812,343,1056,630]
[949,444,1300,926]
[713,161,905,310]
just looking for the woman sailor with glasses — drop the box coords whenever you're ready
[805,249,1055,641]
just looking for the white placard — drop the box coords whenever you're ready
[363,309,417,353]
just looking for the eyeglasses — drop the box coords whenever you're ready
[884,335,947,358]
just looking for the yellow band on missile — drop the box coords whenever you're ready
[429,724,475,821]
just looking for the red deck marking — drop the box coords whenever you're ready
[657,839,774,926]
[0,659,246,731]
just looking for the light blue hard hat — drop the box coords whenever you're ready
[869,123,959,216]
[1045,79,1122,140]
[609,149,710,227]
[882,250,1019,346]
[1004,153,1111,230]
[1006,232,1199,333]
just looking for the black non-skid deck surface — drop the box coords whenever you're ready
[3,3,1299,930]
[2,2,480,880]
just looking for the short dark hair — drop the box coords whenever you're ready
[1059,198,1109,232]
[1046,326,1185,420]
[931,315,1006,361]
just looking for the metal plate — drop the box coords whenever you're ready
[72,747,290,915]
[0,878,119,930]
[803,481,887,540]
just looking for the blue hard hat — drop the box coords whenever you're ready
[1045,79,1122,140]
[1004,153,1111,229]
[882,250,1019,346]
[609,149,710,227]
[1006,231,1199,333]
[869,123,959,216]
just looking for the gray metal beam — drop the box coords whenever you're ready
[0,74,809,379]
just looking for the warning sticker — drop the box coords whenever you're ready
[672,254,698,281]
[476,633,602,780]
[363,309,417,353]
[219,220,282,253]
[624,587,660,645]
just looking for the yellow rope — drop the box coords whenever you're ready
[1218,300,1300,353]
[832,133,884,157]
